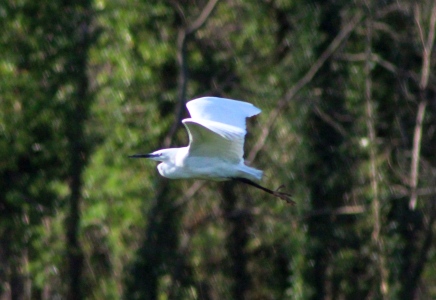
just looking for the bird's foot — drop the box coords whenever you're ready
[273,185,295,205]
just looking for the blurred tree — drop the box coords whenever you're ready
[0,0,97,298]
[1,0,436,299]
[61,2,96,299]
[0,1,70,298]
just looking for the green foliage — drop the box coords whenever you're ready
[1,0,436,299]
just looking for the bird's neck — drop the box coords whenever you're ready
[157,147,189,179]
[159,147,188,166]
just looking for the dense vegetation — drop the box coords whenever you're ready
[1,0,435,299]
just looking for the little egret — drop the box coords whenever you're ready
[130,97,293,204]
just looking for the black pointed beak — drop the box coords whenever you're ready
[129,153,159,159]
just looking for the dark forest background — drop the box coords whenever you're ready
[1,0,436,299]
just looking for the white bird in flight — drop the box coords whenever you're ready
[130,97,293,204]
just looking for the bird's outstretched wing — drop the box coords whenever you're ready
[182,119,245,163]
[183,97,261,163]
[186,97,261,129]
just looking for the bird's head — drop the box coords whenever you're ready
[129,148,177,162]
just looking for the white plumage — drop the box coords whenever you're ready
[130,97,293,204]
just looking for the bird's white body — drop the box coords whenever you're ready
[155,147,262,182]
[131,97,294,204]
[140,97,263,182]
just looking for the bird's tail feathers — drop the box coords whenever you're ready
[238,164,263,182]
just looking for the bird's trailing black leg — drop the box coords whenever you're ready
[232,178,295,205]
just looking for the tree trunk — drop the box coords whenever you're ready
[65,4,93,300]
[221,182,251,300]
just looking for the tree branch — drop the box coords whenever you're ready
[409,100,427,210]
[409,3,436,209]
[186,0,220,35]
[302,205,366,219]
[363,5,389,297]
[163,0,220,148]
[409,199,436,298]
[313,104,348,137]
[247,12,363,162]
[338,52,436,92]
